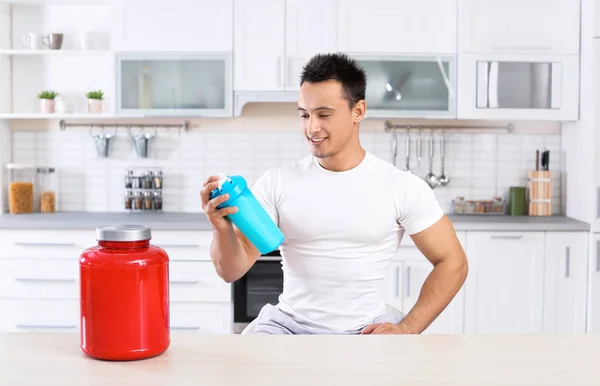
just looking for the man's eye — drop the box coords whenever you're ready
[319,115,330,118]
[300,114,309,119]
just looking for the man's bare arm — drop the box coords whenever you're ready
[399,214,468,333]
[210,226,262,283]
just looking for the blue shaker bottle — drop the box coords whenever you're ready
[209,174,284,254]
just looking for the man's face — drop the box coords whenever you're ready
[297,80,361,159]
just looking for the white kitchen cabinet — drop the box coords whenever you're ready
[284,0,337,91]
[233,0,337,93]
[112,0,233,52]
[464,231,545,334]
[457,53,580,121]
[338,0,456,54]
[458,0,581,54]
[116,53,233,117]
[0,229,233,334]
[385,231,466,335]
[356,55,456,119]
[233,0,285,92]
[543,232,588,333]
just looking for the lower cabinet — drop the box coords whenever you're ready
[0,229,232,334]
[384,230,589,335]
[0,228,591,335]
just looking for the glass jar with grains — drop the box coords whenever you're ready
[7,163,35,214]
[36,167,58,213]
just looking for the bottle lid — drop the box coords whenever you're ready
[210,174,247,208]
[97,225,151,242]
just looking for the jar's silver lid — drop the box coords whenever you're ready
[97,225,151,242]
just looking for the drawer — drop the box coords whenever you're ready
[170,302,232,334]
[0,229,95,259]
[169,261,230,302]
[151,231,213,262]
[0,299,79,333]
[0,257,79,300]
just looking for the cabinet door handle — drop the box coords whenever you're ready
[15,278,75,283]
[565,246,570,278]
[171,326,200,331]
[17,324,76,329]
[14,242,75,247]
[170,280,199,284]
[158,244,199,248]
[490,235,523,240]
[597,187,600,218]
[405,266,411,298]
[597,241,600,272]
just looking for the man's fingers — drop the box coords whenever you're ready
[200,181,222,206]
[361,324,380,334]
[202,175,220,187]
[206,194,230,213]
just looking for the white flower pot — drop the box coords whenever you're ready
[40,99,55,114]
[88,99,104,114]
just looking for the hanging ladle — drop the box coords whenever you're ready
[424,128,438,189]
[438,129,450,186]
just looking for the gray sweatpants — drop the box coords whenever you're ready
[242,303,405,335]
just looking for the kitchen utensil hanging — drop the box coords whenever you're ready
[89,124,115,158]
[129,125,157,158]
[404,129,411,171]
[391,131,398,167]
[437,129,449,186]
[424,128,438,189]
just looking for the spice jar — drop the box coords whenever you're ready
[134,191,143,210]
[143,170,153,189]
[124,191,134,210]
[153,169,163,189]
[124,170,133,189]
[37,167,58,213]
[6,163,35,214]
[79,225,170,360]
[153,191,162,211]
[143,191,153,210]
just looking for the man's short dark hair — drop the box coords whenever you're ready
[300,53,367,108]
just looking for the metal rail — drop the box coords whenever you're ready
[59,119,190,131]
[384,120,515,133]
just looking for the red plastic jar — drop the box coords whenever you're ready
[79,225,170,361]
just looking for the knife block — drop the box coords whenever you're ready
[527,170,552,216]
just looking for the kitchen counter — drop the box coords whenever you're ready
[0,211,590,232]
[1,333,599,385]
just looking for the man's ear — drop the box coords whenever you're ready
[353,100,366,123]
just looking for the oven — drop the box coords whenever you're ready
[232,249,283,334]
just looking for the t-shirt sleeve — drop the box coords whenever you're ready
[396,173,445,235]
[250,169,279,226]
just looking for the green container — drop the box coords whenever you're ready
[509,186,527,216]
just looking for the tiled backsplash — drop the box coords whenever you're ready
[5,115,563,215]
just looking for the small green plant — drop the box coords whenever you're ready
[86,90,104,100]
[37,90,58,99]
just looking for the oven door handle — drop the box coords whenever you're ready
[258,256,282,262]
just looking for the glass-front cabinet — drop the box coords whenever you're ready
[116,54,232,117]
[457,53,579,121]
[354,55,456,118]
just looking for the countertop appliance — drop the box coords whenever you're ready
[233,249,282,334]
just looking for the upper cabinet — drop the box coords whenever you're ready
[338,0,457,54]
[233,0,337,113]
[116,54,233,117]
[458,0,581,54]
[112,0,233,52]
[457,53,580,121]
[357,55,456,119]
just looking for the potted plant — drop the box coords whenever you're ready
[86,90,104,114]
[37,90,58,113]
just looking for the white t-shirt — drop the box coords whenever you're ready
[251,151,444,333]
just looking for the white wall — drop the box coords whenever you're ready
[7,104,563,215]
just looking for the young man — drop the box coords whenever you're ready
[200,53,468,335]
